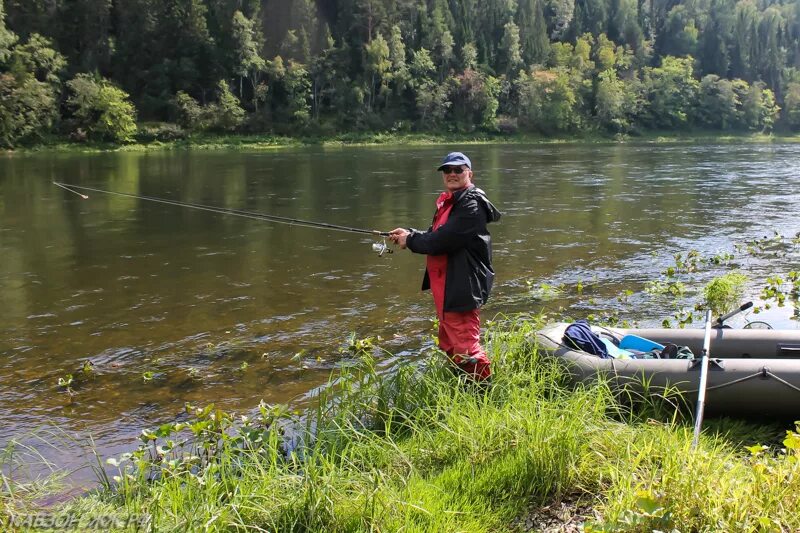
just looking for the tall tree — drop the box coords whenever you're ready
[232,10,266,109]
[477,0,516,67]
[500,21,523,74]
[700,0,734,78]
[730,0,759,81]
[55,0,113,75]
[756,7,785,96]
[516,0,549,65]
[364,33,390,112]
[0,0,18,63]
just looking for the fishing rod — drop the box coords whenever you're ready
[53,182,394,256]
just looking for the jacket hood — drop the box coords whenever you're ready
[457,186,502,223]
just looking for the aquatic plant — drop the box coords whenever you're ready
[644,279,686,297]
[703,272,748,316]
[56,374,74,390]
[526,281,566,301]
[342,332,377,356]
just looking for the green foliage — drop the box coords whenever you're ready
[703,272,747,316]
[642,56,700,129]
[7,33,65,87]
[62,317,800,531]
[208,80,245,131]
[516,68,578,133]
[0,72,57,147]
[173,91,206,130]
[135,122,187,142]
[595,69,640,132]
[449,69,501,131]
[0,29,61,147]
[0,0,16,63]
[66,74,137,142]
[4,0,800,142]
[784,82,800,131]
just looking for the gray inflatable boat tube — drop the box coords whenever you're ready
[535,323,800,417]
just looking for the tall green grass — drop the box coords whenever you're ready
[39,316,800,530]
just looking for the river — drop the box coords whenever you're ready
[2,142,800,490]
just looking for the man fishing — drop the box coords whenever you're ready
[389,152,501,381]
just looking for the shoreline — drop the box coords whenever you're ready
[5,130,800,155]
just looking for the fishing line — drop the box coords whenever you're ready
[53,182,394,254]
[53,181,89,199]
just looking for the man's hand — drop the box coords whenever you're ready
[388,228,410,249]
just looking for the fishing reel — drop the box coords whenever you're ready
[372,238,393,257]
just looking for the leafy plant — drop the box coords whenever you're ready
[703,272,747,316]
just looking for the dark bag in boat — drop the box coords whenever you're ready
[563,320,611,359]
[640,344,695,359]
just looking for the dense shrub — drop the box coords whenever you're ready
[66,74,137,143]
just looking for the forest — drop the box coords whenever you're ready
[2,0,800,147]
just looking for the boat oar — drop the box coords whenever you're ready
[692,310,713,449]
[714,301,753,328]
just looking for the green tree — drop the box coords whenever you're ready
[173,91,206,130]
[8,33,65,87]
[516,0,549,65]
[364,33,390,112]
[410,47,449,127]
[386,24,410,113]
[209,79,245,131]
[641,55,699,129]
[461,42,478,70]
[731,0,758,81]
[113,0,215,117]
[499,21,523,75]
[0,73,57,147]
[436,29,455,77]
[66,74,138,142]
[658,5,699,58]
[696,75,740,130]
[756,7,785,94]
[0,0,18,63]
[595,69,640,132]
[739,81,779,132]
[284,61,312,126]
[516,69,579,133]
[783,81,800,130]
[700,0,734,78]
[231,10,266,109]
[0,28,62,147]
[449,69,501,130]
[55,0,113,74]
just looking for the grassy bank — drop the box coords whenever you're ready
[5,315,798,531]
[7,130,800,154]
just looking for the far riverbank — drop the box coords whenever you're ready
[5,130,800,155]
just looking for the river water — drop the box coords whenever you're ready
[2,142,800,489]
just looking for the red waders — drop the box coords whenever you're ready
[426,191,492,381]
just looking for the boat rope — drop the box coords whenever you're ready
[52,182,391,237]
[688,368,800,395]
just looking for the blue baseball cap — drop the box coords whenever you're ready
[437,152,472,171]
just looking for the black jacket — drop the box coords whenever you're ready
[406,186,502,312]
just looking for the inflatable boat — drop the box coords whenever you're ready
[535,323,800,417]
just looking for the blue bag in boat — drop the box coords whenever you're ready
[563,320,611,359]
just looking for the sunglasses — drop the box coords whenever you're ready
[441,166,467,175]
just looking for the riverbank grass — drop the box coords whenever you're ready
[9,130,800,154]
[25,316,800,530]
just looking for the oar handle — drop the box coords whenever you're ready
[715,301,753,326]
